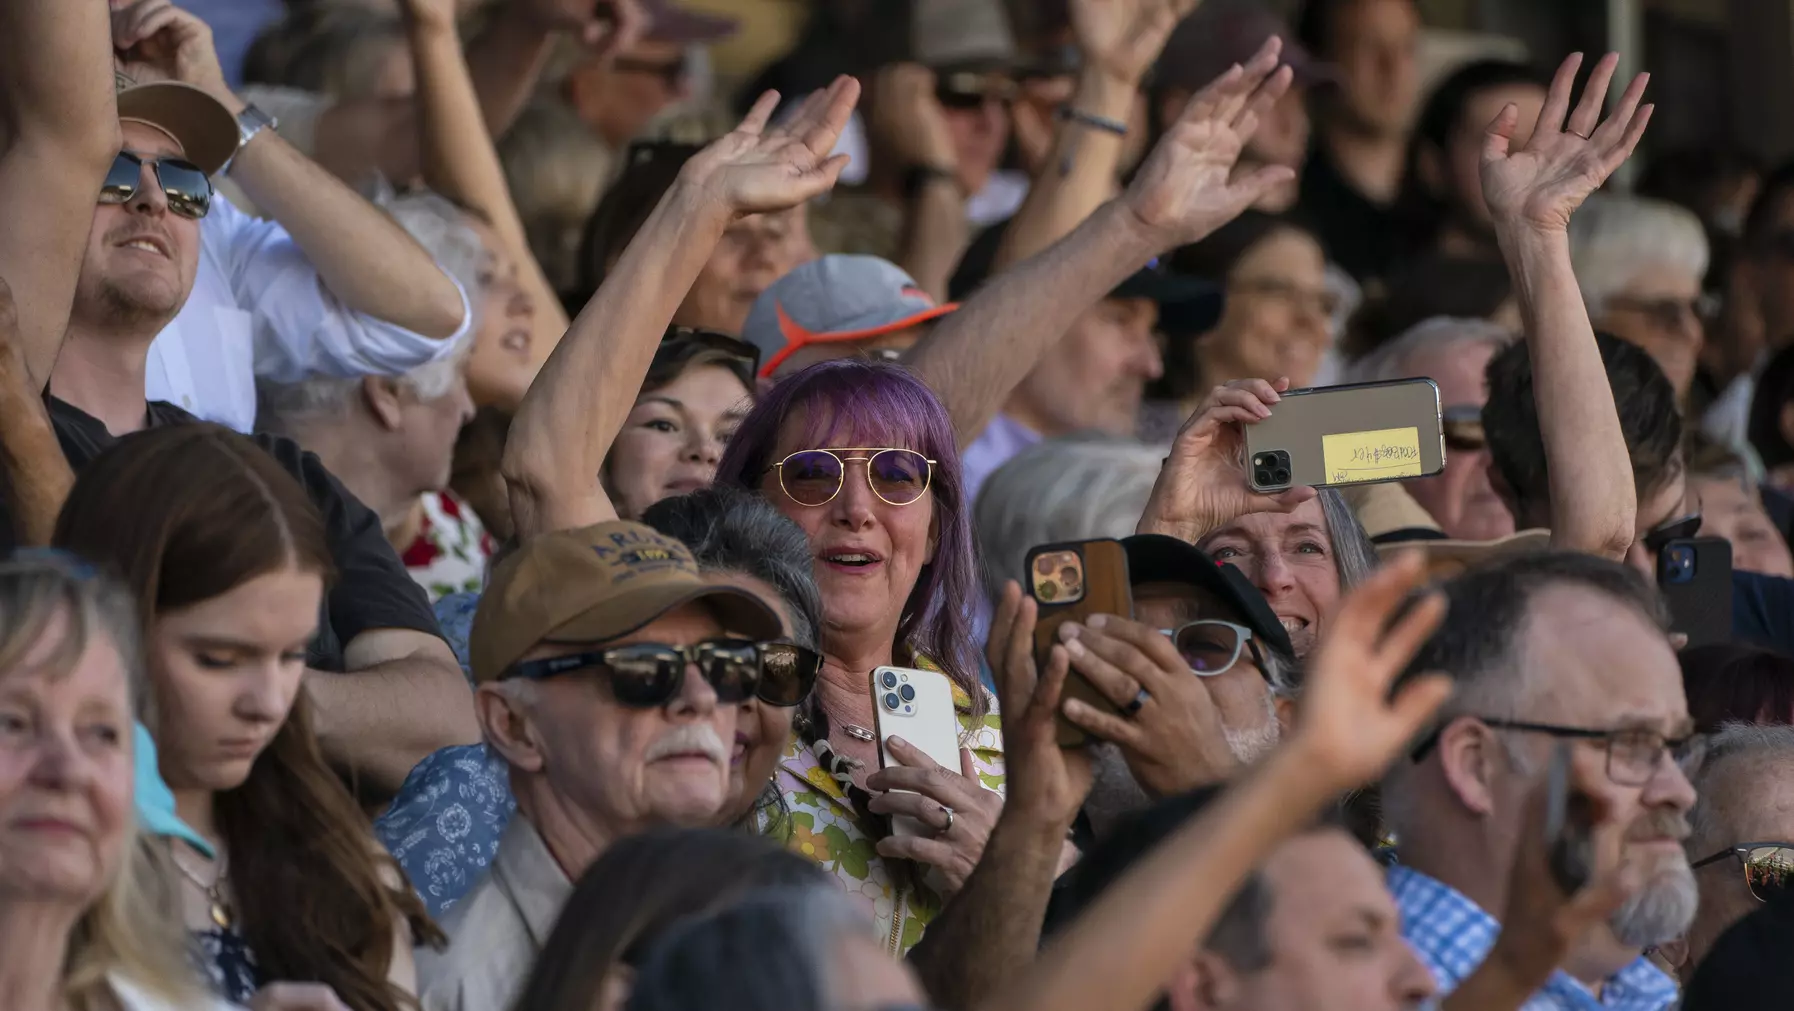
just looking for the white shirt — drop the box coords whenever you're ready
[145,192,472,432]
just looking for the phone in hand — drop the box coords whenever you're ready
[1024,538,1132,748]
[871,665,961,839]
[1545,740,1594,894]
[1656,536,1732,650]
[1243,378,1445,491]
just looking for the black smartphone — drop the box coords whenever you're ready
[1656,536,1732,649]
[1545,741,1594,894]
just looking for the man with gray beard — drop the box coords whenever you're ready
[1381,552,1699,1010]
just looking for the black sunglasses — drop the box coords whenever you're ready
[1693,842,1794,903]
[649,326,761,389]
[936,71,1018,110]
[1643,512,1703,557]
[505,638,820,708]
[100,150,212,220]
[1442,404,1485,452]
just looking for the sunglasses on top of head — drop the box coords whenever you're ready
[504,638,821,708]
[99,150,213,220]
[651,325,762,387]
[765,448,936,508]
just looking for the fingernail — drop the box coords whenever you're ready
[1065,637,1086,658]
[1058,622,1082,643]
[1063,699,1087,716]
[1087,614,1109,629]
[889,735,908,750]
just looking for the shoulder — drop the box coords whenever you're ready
[417,872,526,997]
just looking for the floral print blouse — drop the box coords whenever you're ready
[770,680,1005,955]
[401,491,493,602]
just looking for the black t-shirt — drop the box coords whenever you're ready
[1297,141,1405,285]
[3,398,443,670]
[1732,568,1794,657]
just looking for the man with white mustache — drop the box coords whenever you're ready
[417,520,785,1011]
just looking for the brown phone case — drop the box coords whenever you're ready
[1242,377,1445,491]
[1025,539,1132,747]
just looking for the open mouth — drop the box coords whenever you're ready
[500,327,531,354]
[118,235,170,258]
[821,549,884,571]
[1278,615,1309,636]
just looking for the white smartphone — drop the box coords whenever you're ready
[871,665,962,839]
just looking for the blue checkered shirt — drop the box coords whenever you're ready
[1388,865,1678,1011]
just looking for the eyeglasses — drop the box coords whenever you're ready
[1410,717,1707,786]
[1442,405,1485,452]
[650,326,761,389]
[1229,277,1343,319]
[99,151,213,220]
[765,448,936,508]
[1605,294,1716,332]
[1157,620,1267,680]
[1692,843,1794,903]
[1643,512,1703,557]
[505,638,816,708]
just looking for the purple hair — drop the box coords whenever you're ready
[716,359,984,716]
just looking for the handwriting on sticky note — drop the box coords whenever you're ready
[1321,427,1423,484]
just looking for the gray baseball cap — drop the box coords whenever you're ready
[742,255,959,377]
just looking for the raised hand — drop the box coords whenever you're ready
[1121,37,1293,249]
[869,63,959,172]
[1136,378,1316,543]
[1072,0,1201,86]
[110,0,232,102]
[680,76,860,219]
[986,582,1096,827]
[1290,552,1453,789]
[1481,52,1652,235]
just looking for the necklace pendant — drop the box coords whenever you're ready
[843,723,875,742]
[210,898,231,929]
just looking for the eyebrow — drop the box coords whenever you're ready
[182,634,308,653]
[1282,523,1326,537]
[637,395,683,410]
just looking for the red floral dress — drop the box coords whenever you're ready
[402,491,494,602]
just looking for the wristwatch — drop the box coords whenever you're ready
[235,103,278,152]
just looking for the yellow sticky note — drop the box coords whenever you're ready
[1321,427,1423,484]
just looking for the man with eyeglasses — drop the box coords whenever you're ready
[1664,723,1794,977]
[1381,551,1699,1010]
[418,519,791,1011]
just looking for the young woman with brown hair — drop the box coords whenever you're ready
[51,423,441,1010]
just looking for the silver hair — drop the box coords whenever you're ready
[1689,723,1794,851]
[1342,316,1516,385]
[626,886,871,1011]
[1568,192,1710,315]
[1317,487,1376,592]
[256,190,479,429]
[973,434,1167,602]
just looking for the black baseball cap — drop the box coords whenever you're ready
[1121,534,1293,657]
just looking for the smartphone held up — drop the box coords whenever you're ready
[1243,377,1446,492]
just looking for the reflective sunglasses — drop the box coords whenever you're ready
[766,448,936,507]
[936,71,1018,110]
[1643,512,1703,557]
[506,638,763,707]
[1693,842,1794,903]
[1442,405,1485,452]
[100,150,213,220]
[1159,620,1266,679]
[756,641,823,707]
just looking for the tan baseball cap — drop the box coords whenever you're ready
[1346,482,1550,577]
[469,521,784,684]
[114,72,239,177]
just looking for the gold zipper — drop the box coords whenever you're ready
[886,885,905,954]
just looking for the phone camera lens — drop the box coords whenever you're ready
[881,671,898,689]
[899,684,915,702]
[1273,467,1290,484]
[883,692,901,710]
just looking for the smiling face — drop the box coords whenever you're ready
[1132,582,1280,762]
[606,363,754,520]
[148,567,324,793]
[1198,499,1341,658]
[0,611,133,905]
[463,216,541,411]
[759,407,938,653]
[76,121,203,332]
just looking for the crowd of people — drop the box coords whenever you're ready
[4,0,1794,1009]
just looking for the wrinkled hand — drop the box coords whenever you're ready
[987,582,1096,828]
[1012,76,1078,175]
[1056,613,1237,796]
[1481,52,1652,235]
[681,77,859,219]
[867,739,1004,897]
[110,0,232,103]
[1072,0,1200,86]
[1136,378,1316,541]
[1122,37,1292,249]
[870,63,958,172]
[249,983,352,1011]
[1291,552,1453,789]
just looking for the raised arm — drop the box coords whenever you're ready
[0,0,121,387]
[112,0,468,342]
[992,0,1195,269]
[904,43,1293,449]
[0,279,75,546]
[1481,53,1653,559]
[502,80,859,538]
[402,0,570,361]
[977,554,1452,1011]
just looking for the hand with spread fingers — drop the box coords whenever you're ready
[680,76,860,219]
[1287,552,1454,789]
[1054,612,1238,797]
[1136,377,1317,543]
[866,739,1005,897]
[1481,52,1652,236]
[1121,37,1294,250]
[987,582,1096,829]
[1072,0,1203,87]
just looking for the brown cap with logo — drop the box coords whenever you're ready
[114,72,239,177]
[469,521,784,684]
